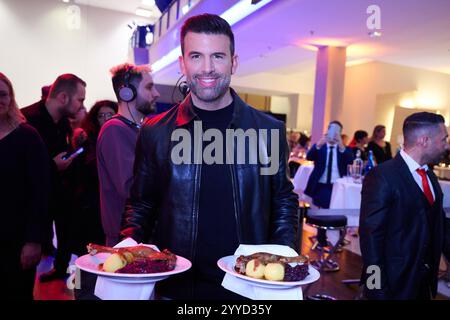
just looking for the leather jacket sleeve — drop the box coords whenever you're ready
[269,123,299,250]
[120,127,158,243]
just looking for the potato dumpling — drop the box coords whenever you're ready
[245,259,265,279]
[102,253,127,272]
[264,262,285,281]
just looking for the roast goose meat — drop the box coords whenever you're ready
[87,243,177,273]
[234,252,308,275]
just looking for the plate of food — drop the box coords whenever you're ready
[217,252,320,289]
[75,243,192,282]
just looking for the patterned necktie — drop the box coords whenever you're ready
[416,168,434,205]
[326,146,334,184]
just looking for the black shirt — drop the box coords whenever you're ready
[22,100,73,212]
[192,102,240,299]
[367,141,392,164]
[0,123,50,246]
[22,100,72,162]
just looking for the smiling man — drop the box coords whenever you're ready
[121,14,298,300]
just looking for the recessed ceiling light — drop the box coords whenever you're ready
[368,31,382,38]
[182,4,190,15]
[62,0,70,3]
[136,8,153,18]
[142,0,156,6]
[142,0,155,7]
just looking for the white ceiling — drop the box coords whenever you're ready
[73,0,161,24]
[78,0,450,82]
[232,0,450,76]
[149,0,450,90]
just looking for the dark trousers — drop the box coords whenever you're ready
[416,272,432,300]
[2,249,36,300]
[53,209,72,274]
[312,183,334,246]
[312,183,333,209]
[74,270,100,300]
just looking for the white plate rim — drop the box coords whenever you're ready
[75,252,192,279]
[217,255,320,288]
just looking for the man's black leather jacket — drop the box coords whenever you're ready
[121,89,299,261]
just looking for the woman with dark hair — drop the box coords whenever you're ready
[68,100,118,256]
[64,100,117,300]
[0,73,50,299]
[288,133,311,177]
[348,130,369,161]
[367,125,392,164]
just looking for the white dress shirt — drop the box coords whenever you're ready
[319,143,341,184]
[399,149,435,200]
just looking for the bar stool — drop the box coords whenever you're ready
[305,212,347,272]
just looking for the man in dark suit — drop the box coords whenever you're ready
[304,121,354,208]
[304,121,354,271]
[360,112,450,299]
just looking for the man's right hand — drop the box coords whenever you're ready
[53,151,73,171]
[316,135,328,149]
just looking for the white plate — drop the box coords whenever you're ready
[75,252,192,283]
[217,255,320,289]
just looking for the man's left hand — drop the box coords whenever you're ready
[336,135,346,152]
[21,243,42,270]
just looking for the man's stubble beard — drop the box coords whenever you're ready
[187,73,231,103]
[135,96,156,116]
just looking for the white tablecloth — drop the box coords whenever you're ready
[434,167,450,180]
[292,163,314,203]
[293,166,450,224]
[329,177,450,220]
[328,178,362,226]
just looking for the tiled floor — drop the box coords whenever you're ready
[33,227,450,300]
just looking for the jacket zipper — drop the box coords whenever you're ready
[226,124,242,243]
[190,125,202,298]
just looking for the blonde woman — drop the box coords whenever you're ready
[0,72,50,300]
[367,125,393,164]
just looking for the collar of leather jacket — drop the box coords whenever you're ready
[174,87,244,128]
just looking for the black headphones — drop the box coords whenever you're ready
[118,68,137,102]
[113,115,141,130]
[179,81,190,98]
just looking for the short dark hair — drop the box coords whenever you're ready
[110,63,151,102]
[48,74,86,99]
[329,120,343,130]
[403,112,445,147]
[180,13,235,56]
[353,130,368,143]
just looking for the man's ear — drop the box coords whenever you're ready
[231,54,239,75]
[57,92,69,105]
[418,135,429,147]
[179,55,186,76]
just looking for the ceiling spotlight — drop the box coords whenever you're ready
[146,32,154,46]
[141,0,156,6]
[62,0,70,3]
[369,30,382,38]
[136,8,153,18]
[182,4,190,15]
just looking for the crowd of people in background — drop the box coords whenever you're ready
[0,71,123,299]
[1,12,449,302]
[287,123,394,178]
